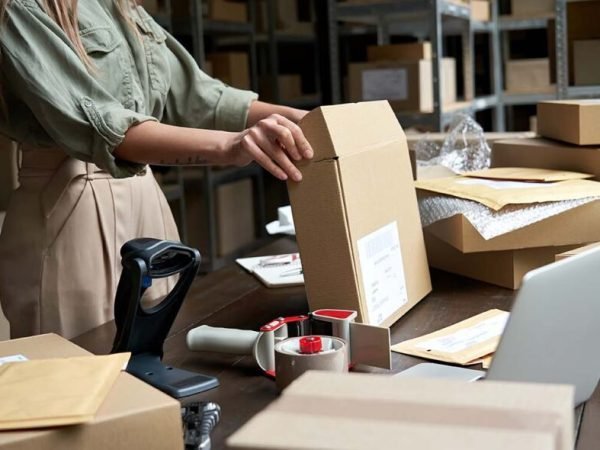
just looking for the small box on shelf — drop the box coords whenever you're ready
[505,59,553,95]
[206,52,250,90]
[574,40,600,86]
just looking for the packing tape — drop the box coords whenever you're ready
[274,336,348,391]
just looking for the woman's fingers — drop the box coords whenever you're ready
[274,115,313,159]
[250,128,302,182]
[240,132,288,181]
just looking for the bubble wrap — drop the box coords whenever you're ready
[415,114,491,172]
[419,195,600,240]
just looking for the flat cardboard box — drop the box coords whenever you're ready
[0,334,183,450]
[206,52,250,90]
[216,178,256,256]
[227,371,574,450]
[348,58,456,113]
[538,100,600,146]
[491,138,600,180]
[425,232,577,289]
[471,0,490,22]
[556,242,600,261]
[367,42,431,62]
[505,58,552,94]
[406,131,535,152]
[574,40,600,86]
[425,198,600,253]
[511,0,554,17]
[289,101,431,326]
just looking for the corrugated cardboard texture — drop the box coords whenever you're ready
[425,199,600,253]
[227,371,574,450]
[538,100,600,145]
[289,102,431,326]
[491,138,600,180]
[425,232,577,289]
[0,334,183,450]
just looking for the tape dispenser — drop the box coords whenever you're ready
[186,309,391,380]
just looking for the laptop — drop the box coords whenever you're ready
[397,245,600,406]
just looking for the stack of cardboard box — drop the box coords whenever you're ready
[348,42,457,113]
[421,100,600,289]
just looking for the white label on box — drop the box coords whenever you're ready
[457,179,551,190]
[415,312,509,353]
[362,69,408,101]
[357,221,407,325]
[0,354,28,365]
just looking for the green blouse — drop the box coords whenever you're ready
[0,0,258,177]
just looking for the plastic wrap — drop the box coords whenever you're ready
[419,194,600,240]
[415,114,491,172]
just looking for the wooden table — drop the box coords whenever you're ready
[73,238,600,450]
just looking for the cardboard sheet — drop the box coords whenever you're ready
[0,353,129,430]
[415,175,600,211]
[463,167,593,182]
[391,309,509,365]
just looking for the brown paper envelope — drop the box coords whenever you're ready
[415,177,600,210]
[391,309,508,365]
[463,167,593,182]
[0,353,130,430]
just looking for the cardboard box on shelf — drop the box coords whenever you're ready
[289,101,431,326]
[367,42,432,62]
[216,178,256,257]
[537,100,600,146]
[471,0,490,22]
[228,371,574,450]
[425,232,577,289]
[556,242,600,261]
[511,0,554,17]
[566,1,600,83]
[207,0,247,22]
[205,52,250,90]
[0,334,183,450]
[186,176,256,258]
[348,58,456,113]
[424,198,600,253]
[574,40,600,86]
[259,74,303,102]
[491,138,600,179]
[505,58,552,94]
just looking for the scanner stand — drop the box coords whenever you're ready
[112,238,219,398]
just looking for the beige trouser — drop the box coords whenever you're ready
[0,147,179,339]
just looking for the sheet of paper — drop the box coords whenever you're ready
[415,312,509,354]
[236,254,304,288]
[357,221,407,325]
[0,354,28,365]
[457,179,551,190]
[362,68,408,101]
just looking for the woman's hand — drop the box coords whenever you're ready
[226,113,313,182]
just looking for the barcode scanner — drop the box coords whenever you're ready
[111,238,219,398]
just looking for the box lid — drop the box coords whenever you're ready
[299,101,404,161]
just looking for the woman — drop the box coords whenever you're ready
[0,0,313,339]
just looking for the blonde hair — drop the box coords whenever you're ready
[2,0,136,69]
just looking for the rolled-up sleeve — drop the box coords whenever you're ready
[162,31,258,132]
[0,0,156,178]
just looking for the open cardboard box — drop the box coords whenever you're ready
[227,371,574,450]
[289,101,431,326]
[0,334,183,450]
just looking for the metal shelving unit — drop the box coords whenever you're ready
[324,0,503,131]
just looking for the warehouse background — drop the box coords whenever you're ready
[1,0,600,337]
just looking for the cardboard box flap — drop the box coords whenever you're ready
[349,322,391,369]
[415,176,600,211]
[463,167,593,182]
[228,371,574,450]
[299,101,404,161]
